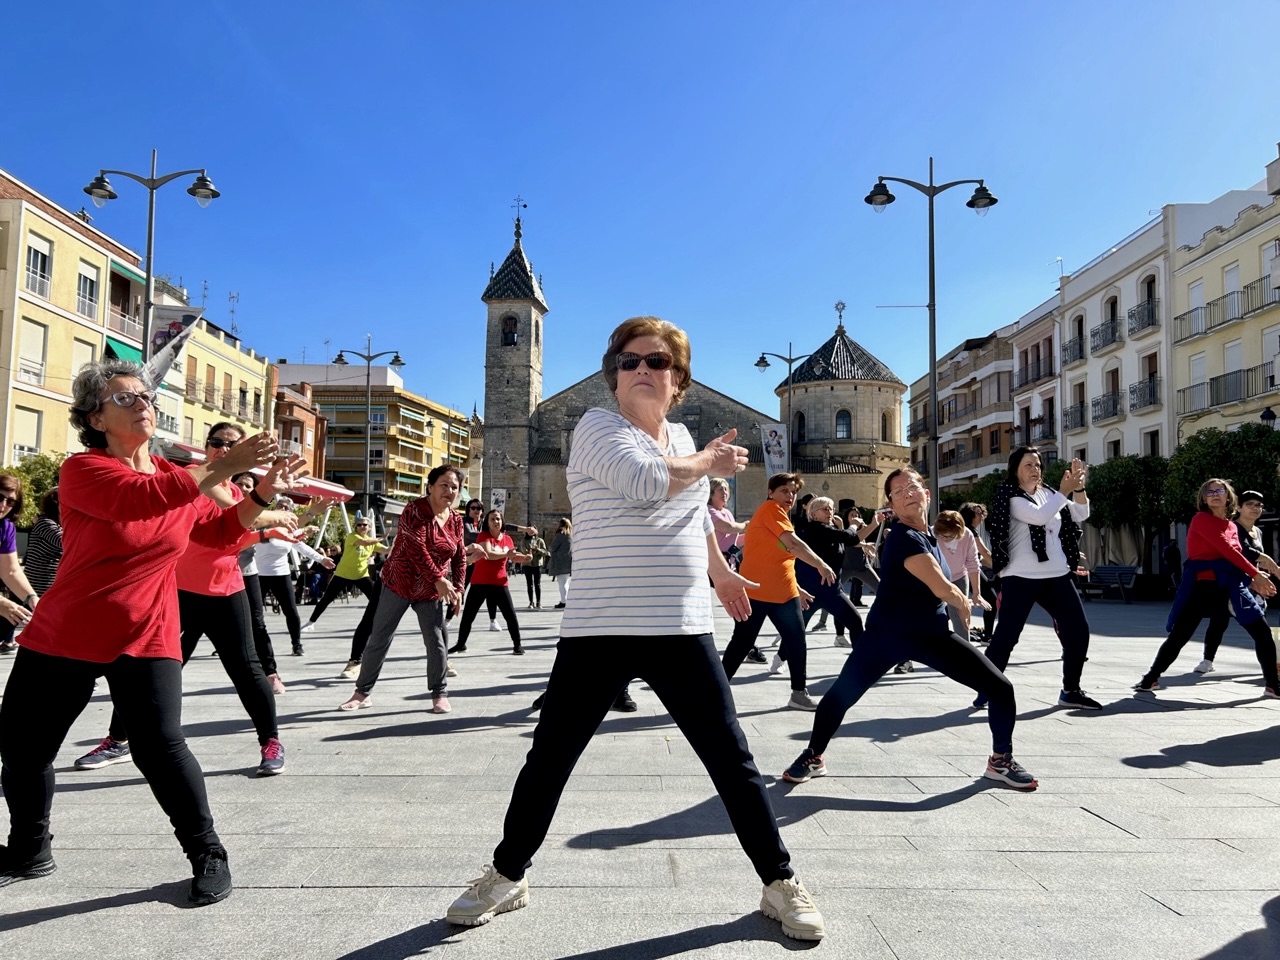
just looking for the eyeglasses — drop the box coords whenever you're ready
[469,505,482,511]
[207,437,240,450]
[103,390,157,409]
[0,495,17,507]
[355,524,369,528]
[1243,501,1264,508]
[1205,487,1228,497]
[616,352,673,372]
[888,481,926,500]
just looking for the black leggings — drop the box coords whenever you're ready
[492,634,793,886]
[1201,602,1235,663]
[259,574,303,643]
[809,625,1017,756]
[1147,580,1279,688]
[2,647,220,859]
[523,567,542,606]
[456,584,522,649]
[985,573,1091,692]
[244,574,278,676]
[723,597,807,691]
[978,569,998,635]
[110,590,278,746]
[797,567,865,643]
[309,574,376,623]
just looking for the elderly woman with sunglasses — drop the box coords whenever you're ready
[447,317,825,941]
[0,474,42,654]
[1137,479,1279,696]
[0,360,302,904]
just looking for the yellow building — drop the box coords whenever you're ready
[0,168,150,460]
[175,302,272,446]
[1170,167,1280,439]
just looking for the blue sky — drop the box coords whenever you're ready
[5,1,1275,422]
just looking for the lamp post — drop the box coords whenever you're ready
[84,149,220,360]
[754,344,828,472]
[1261,407,1276,430]
[865,157,997,511]
[333,335,405,516]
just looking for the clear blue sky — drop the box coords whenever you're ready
[6,1,1275,423]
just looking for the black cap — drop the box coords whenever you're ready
[1240,490,1265,505]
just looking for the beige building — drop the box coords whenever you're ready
[178,308,272,446]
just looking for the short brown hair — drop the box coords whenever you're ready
[768,472,803,493]
[0,474,23,519]
[934,510,966,538]
[883,466,923,500]
[1197,477,1238,516]
[601,316,693,411]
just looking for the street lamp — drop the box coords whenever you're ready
[1261,407,1276,430]
[755,343,828,471]
[865,157,997,510]
[84,149,220,360]
[333,335,406,515]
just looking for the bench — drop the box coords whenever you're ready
[1079,564,1138,603]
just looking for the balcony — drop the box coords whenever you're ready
[1129,377,1162,412]
[17,358,45,386]
[1061,336,1086,367]
[76,293,99,320]
[1091,391,1126,423]
[1063,402,1088,433]
[1032,421,1057,443]
[280,439,303,456]
[108,309,143,340]
[156,413,180,434]
[907,416,931,440]
[1127,299,1160,338]
[1089,318,1124,355]
[914,458,930,477]
[1015,358,1055,389]
[11,444,39,462]
[1176,361,1275,415]
[24,267,50,299]
[1174,276,1280,343]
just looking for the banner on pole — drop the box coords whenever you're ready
[760,423,788,476]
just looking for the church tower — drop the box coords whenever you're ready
[480,213,548,525]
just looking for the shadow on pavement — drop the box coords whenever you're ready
[1196,894,1279,959]
[1123,724,1280,769]
[556,914,815,956]
[0,881,190,932]
[334,918,457,959]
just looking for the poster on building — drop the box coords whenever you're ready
[760,423,788,475]
[145,306,203,383]
[489,488,508,519]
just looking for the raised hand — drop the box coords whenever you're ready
[704,428,749,477]
[220,432,280,471]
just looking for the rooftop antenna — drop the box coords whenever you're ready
[228,291,240,336]
[1049,257,1064,277]
[201,279,209,307]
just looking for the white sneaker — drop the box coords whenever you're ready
[446,661,458,678]
[760,876,825,941]
[834,635,852,648]
[447,864,529,926]
[267,674,286,695]
[339,661,360,680]
[810,622,827,633]
[769,653,785,675]
[1194,659,1215,674]
[300,622,316,633]
[489,620,500,632]
[788,689,819,711]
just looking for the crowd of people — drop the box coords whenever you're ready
[2,325,1279,948]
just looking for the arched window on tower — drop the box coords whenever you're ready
[794,411,807,443]
[835,409,851,439]
[881,410,891,442]
[502,315,519,347]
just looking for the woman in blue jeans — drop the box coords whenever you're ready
[782,467,1038,792]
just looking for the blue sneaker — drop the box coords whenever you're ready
[782,748,827,784]
[984,753,1038,791]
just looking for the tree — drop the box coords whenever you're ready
[1,452,67,527]
[1167,424,1280,522]
[1083,454,1171,571]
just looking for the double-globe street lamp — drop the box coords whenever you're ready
[755,344,828,472]
[334,336,405,516]
[84,149,220,360]
[865,157,997,511]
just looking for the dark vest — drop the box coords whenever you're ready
[987,482,1082,577]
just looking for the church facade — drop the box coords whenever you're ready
[478,223,912,536]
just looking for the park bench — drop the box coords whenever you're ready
[1079,564,1138,603]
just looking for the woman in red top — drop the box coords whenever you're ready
[1138,478,1279,695]
[338,465,468,713]
[451,510,532,656]
[0,360,301,905]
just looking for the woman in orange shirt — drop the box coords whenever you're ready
[721,473,835,711]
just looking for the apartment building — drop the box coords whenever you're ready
[1009,298,1060,460]
[177,306,273,446]
[272,376,327,481]
[0,168,152,460]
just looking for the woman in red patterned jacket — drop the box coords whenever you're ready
[338,464,467,714]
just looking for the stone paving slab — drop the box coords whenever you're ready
[4,596,1280,958]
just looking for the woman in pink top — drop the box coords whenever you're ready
[707,478,745,570]
[933,510,990,640]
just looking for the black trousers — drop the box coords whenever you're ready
[492,634,793,885]
[1201,601,1234,663]
[1148,580,1279,688]
[259,573,303,644]
[808,625,1016,756]
[797,566,865,643]
[978,569,998,635]
[455,584,522,649]
[523,567,542,606]
[243,574,278,676]
[723,597,807,691]
[309,573,376,623]
[2,647,220,859]
[985,574,1091,692]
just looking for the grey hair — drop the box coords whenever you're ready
[807,496,835,519]
[275,496,295,510]
[707,477,730,503]
[69,360,155,449]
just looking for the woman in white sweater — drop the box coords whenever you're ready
[933,510,989,640]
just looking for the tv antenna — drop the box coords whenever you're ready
[228,291,240,335]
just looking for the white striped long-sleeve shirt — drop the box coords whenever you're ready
[561,407,714,637]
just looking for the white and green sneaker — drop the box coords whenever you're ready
[761,876,825,940]
[447,864,529,926]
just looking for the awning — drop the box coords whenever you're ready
[243,471,354,503]
[105,337,143,363]
[110,260,146,285]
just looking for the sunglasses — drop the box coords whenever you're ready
[104,390,157,409]
[207,437,240,450]
[616,352,673,372]
[1205,487,1228,496]
[0,495,17,507]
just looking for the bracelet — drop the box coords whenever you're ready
[24,593,37,606]
[249,489,271,508]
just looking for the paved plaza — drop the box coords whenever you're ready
[2,593,1279,959]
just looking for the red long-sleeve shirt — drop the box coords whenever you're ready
[1187,511,1258,582]
[380,499,465,602]
[18,451,250,663]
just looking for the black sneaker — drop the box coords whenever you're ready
[611,690,637,712]
[189,846,232,906]
[1058,689,1102,710]
[257,738,286,776]
[447,643,467,654]
[745,647,768,664]
[0,841,55,888]
[782,748,827,784]
[1135,675,1163,692]
[291,643,304,656]
[531,693,545,711]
